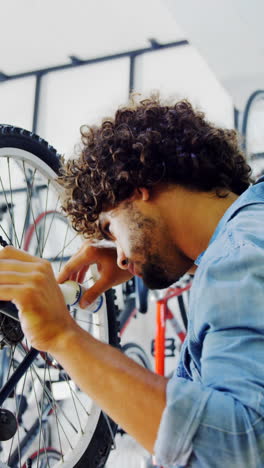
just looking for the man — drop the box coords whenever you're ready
[0,96,263,467]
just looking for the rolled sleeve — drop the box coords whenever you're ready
[154,377,212,467]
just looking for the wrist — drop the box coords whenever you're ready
[47,319,84,356]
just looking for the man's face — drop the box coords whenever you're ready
[98,197,193,289]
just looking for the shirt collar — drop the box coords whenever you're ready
[194,178,264,266]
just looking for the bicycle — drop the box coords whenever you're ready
[0,125,120,468]
[117,274,190,376]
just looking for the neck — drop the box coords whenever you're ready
[160,186,239,261]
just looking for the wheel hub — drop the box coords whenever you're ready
[0,313,24,345]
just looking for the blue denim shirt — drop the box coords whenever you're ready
[154,178,264,467]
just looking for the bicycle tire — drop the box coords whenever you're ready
[23,210,68,253]
[0,125,119,468]
[121,343,152,370]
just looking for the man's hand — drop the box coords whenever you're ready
[0,246,76,352]
[57,241,133,308]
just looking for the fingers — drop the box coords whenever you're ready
[0,252,48,286]
[0,246,40,263]
[79,278,110,309]
[0,260,42,273]
[0,284,28,302]
[57,246,100,283]
[0,271,36,284]
[68,265,90,283]
[57,250,89,283]
[76,266,90,284]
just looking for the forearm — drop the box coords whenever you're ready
[50,325,167,453]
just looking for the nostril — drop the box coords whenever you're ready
[121,258,128,266]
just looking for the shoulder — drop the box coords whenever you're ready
[200,202,264,271]
[228,203,264,247]
[190,215,264,334]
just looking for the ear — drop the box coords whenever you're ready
[138,187,150,201]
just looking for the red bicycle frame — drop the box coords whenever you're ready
[155,283,191,376]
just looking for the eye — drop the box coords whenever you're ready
[104,223,110,235]
[104,223,110,233]
[101,222,113,241]
[98,218,114,241]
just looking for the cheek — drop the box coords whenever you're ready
[129,232,153,259]
[114,225,133,253]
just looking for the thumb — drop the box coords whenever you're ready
[79,279,108,309]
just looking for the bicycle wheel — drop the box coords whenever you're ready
[22,447,62,467]
[0,125,119,468]
[121,343,152,370]
[242,90,264,178]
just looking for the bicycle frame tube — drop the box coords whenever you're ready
[155,300,166,376]
[154,284,191,376]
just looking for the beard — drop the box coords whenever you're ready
[141,257,181,289]
[128,210,192,289]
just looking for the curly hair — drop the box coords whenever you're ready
[58,95,252,239]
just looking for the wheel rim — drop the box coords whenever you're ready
[0,147,111,467]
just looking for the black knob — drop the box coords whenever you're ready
[0,408,17,441]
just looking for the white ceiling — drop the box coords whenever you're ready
[0,0,262,110]
[165,0,264,110]
[0,0,184,74]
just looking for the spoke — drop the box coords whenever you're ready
[0,172,18,247]
[29,366,56,465]
[33,369,76,442]
[6,345,16,381]
[8,426,15,467]
[7,351,26,468]
[14,343,62,465]
[28,358,79,438]
[7,157,20,248]
[5,346,18,465]
[14,387,22,467]
[83,277,94,284]
[54,369,84,435]
[0,223,12,246]
[61,372,90,419]
[17,345,77,446]
[18,350,75,454]
[103,412,116,450]
[22,163,41,250]
[16,367,30,464]
[40,179,51,257]
[37,362,51,468]
[47,357,90,423]
[48,231,80,264]
[40,198,61,255]
[46,361,79,435]
[73,317,100,327]
[45,365,69,457]
[19,161,39,249]
[58,222,70,272]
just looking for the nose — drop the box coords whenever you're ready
[116,245,128,270]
